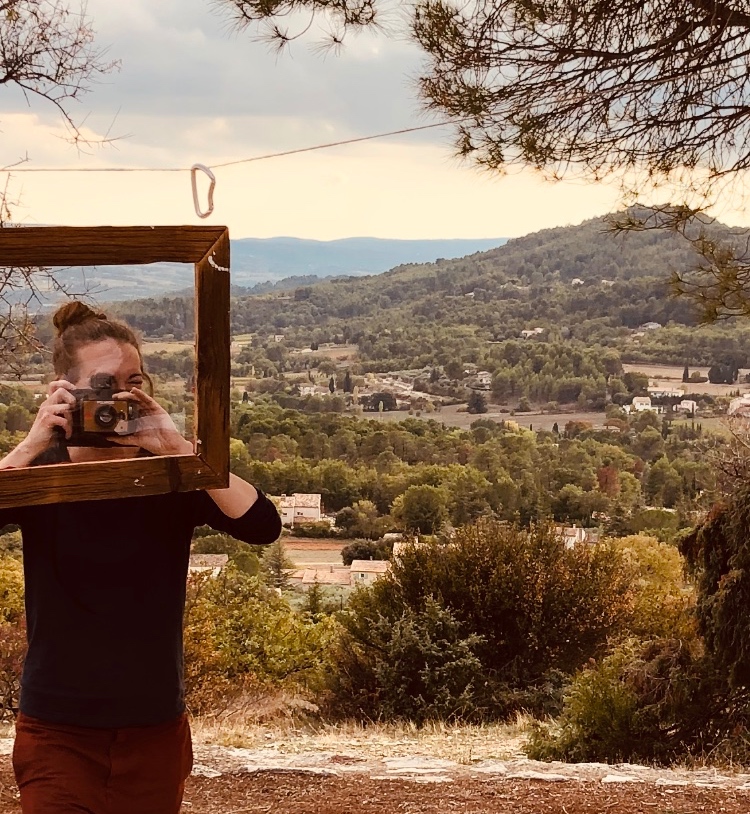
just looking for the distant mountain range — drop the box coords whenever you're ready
[217,209,744,340]
[231,237,508,280]
[35,236,506,304]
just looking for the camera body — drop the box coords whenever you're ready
[69,373,139,446]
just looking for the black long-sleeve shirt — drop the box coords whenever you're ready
[0,489,281,728]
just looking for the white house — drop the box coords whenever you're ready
[677,399,698,414]
[556,526,601,549]
[729,394,750,417]
[631,396,654,412]
[350,560,391,586]
[639,321,662,330]
[520,327,545,339]
[571,278,585,286]
[275,493,323,526]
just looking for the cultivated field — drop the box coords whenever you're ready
[365,404,609,432]
[283,538,346,568]
[141,339,194,354]
[623,363,749,396]
[289,344,359,361]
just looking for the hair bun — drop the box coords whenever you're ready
[52,301,107,335]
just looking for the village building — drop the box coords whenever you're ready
[290,560,392,589]
[274,493,323,526]
[520,327,545,339]
[728,394,750,417]
[677,399,698,414]
[468,370,493,390]
[555,526,600,549]
[188,554,229,577]
[292,566,352,587]
[349,560,391,586]
[631,396,654,412]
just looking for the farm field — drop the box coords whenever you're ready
[283,538,346,568]
[365,404,609,432]
[623,363,749,396]
[289,344,359,361]
[142,339,194,354]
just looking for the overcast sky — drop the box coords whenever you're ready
[0,0,738,240]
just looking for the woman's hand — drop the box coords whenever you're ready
[108,388,193,457]
[0,380,76,468]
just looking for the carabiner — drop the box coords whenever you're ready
[190,163,216,219]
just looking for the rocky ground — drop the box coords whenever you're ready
[0,734,750,812]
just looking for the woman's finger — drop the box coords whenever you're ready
[114,388,163,414]
[41,402,72,417]
[47,388,76,406]
[46,414,72,437]
[113,389,151,403]
[48,380,75,397]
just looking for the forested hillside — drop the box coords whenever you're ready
[112,210,750,369]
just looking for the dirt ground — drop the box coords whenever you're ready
[0,763,746,814]
[183,773,750,814]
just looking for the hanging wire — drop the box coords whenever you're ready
[2,120,464,174]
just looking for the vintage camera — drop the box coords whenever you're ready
[68,373,139,447]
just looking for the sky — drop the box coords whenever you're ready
[0,0,730,241]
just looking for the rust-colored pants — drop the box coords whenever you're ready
[12,712,193,814]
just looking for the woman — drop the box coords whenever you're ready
[0,302,281,814]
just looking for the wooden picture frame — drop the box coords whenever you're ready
[0,225,230,508]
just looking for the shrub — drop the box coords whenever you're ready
[0,620,26,720]
[612,535,695,640]
[340,538,393,566]
[681,486,750,686]
[329,519,637,720]
[0,556,25,623]
[527,642,642,762]
[391,521,635,680]
[286,521,336,538]
[328,598,486,724]
[191,532,260,575]
[184,566,336,715]
[0,556,26,721]
[527,636,745,764]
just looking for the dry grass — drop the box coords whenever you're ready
[192,705,530,763]
[142,340,194,354]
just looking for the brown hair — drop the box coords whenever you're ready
[52,301,152,391]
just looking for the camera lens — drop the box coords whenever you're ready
[94,404,118,429]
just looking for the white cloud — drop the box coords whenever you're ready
[0,1,745,239]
